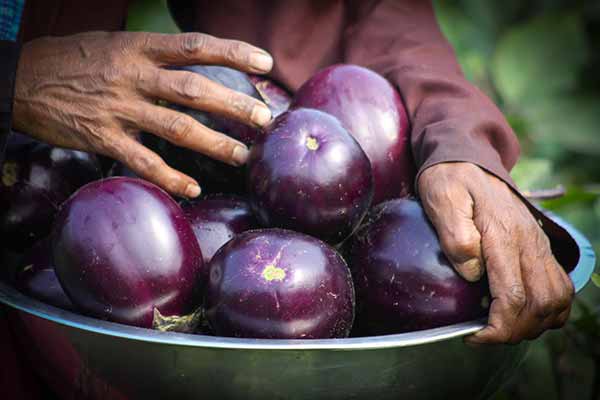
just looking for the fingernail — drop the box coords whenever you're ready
[457,258,483,282]
[185,184,201,198]
[232,145,249,166]
[249,51,273,72]
[251,104,272,127]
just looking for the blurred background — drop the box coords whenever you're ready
[127,1,600,399]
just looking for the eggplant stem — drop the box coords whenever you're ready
[522,186,566,201]
[152,307,204,333]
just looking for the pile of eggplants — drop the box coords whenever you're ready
[4,65,490,339]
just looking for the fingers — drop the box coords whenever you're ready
[138,67,271,128]
[131,102,249,166]
[466,200,574,345]
[420,163,575,346]
[465,224,525,345]
[110,134,201,198]
[419,169,484,281]
[141,32,273,73]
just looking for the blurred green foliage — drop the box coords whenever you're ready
[434,1,600,398]
[127,0,599,398]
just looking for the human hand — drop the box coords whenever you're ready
[418,162,574,344]
[13,31,274,198]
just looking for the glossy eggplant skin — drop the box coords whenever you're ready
[16,238,74,311]
[205,229,355,339]
[144,66,264,195]
[52,177,204,328]
[347,199,489,335]
[169,65,263,145]
[247,108,373,244]
[0,132,102,252]
[249,75,292,119]
[293,64,415,204]
[183,195,258,265]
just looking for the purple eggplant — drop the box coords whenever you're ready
[52,177,204,331]
[247,108,373,244]
[183,195,257,266]
[249,75,292,118]
[293,64,415,203]
[347,198,489,335]
[0,132,102,252]
[143,66,265,195]
[107,161,138,178]
[205,229,355,339]
[16,238,74,311]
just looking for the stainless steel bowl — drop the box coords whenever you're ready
[1,215,595,400]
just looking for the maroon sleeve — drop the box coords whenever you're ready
[343,0,579,270]
[343,0,520,188]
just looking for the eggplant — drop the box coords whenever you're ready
[205,229,355,339]
[52,177,204,331]
[0,132,102,252]
[16,237,74,311]
[183,195,257,266]
[346,198,489,335]
[293,64,415,204]
[143,66,265,195]
[249,75,292,119]
[247,108,373,244]
[107,161,138,178]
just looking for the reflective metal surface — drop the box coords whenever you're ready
[0,214,595,400]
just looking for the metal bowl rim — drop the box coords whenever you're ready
[0,214,594,351]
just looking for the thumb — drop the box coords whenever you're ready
[420,186,485,282]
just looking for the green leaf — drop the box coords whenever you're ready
[434,1,495,85]
[511,157,556,190]
[127,0,180,33]
[523,96,600,156]
[491,13,588,106]
[591,273,600,289]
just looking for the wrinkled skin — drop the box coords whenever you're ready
[13,31,274,198]
[419,162,575,344]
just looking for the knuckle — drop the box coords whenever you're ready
[132,153,159,174]
[503,284,527,312]
[226,92,254,117]
[223,41,245,64]
[102,58,125,84]
[180,33,209,57]
[447,230,480,258]
[209,135,236,160]
[557,285,574,311]
[127,65,146,86]
[176,73,206,101]
[532,295,556,319]
[164,114,194,143]
[535,229,553,254]
[165,175,185,195]
[565,278,575,299]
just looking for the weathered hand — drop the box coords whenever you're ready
[418,162,574,344]
[13,31,274,198]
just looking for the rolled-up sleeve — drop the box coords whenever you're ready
[343,0,521,188]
